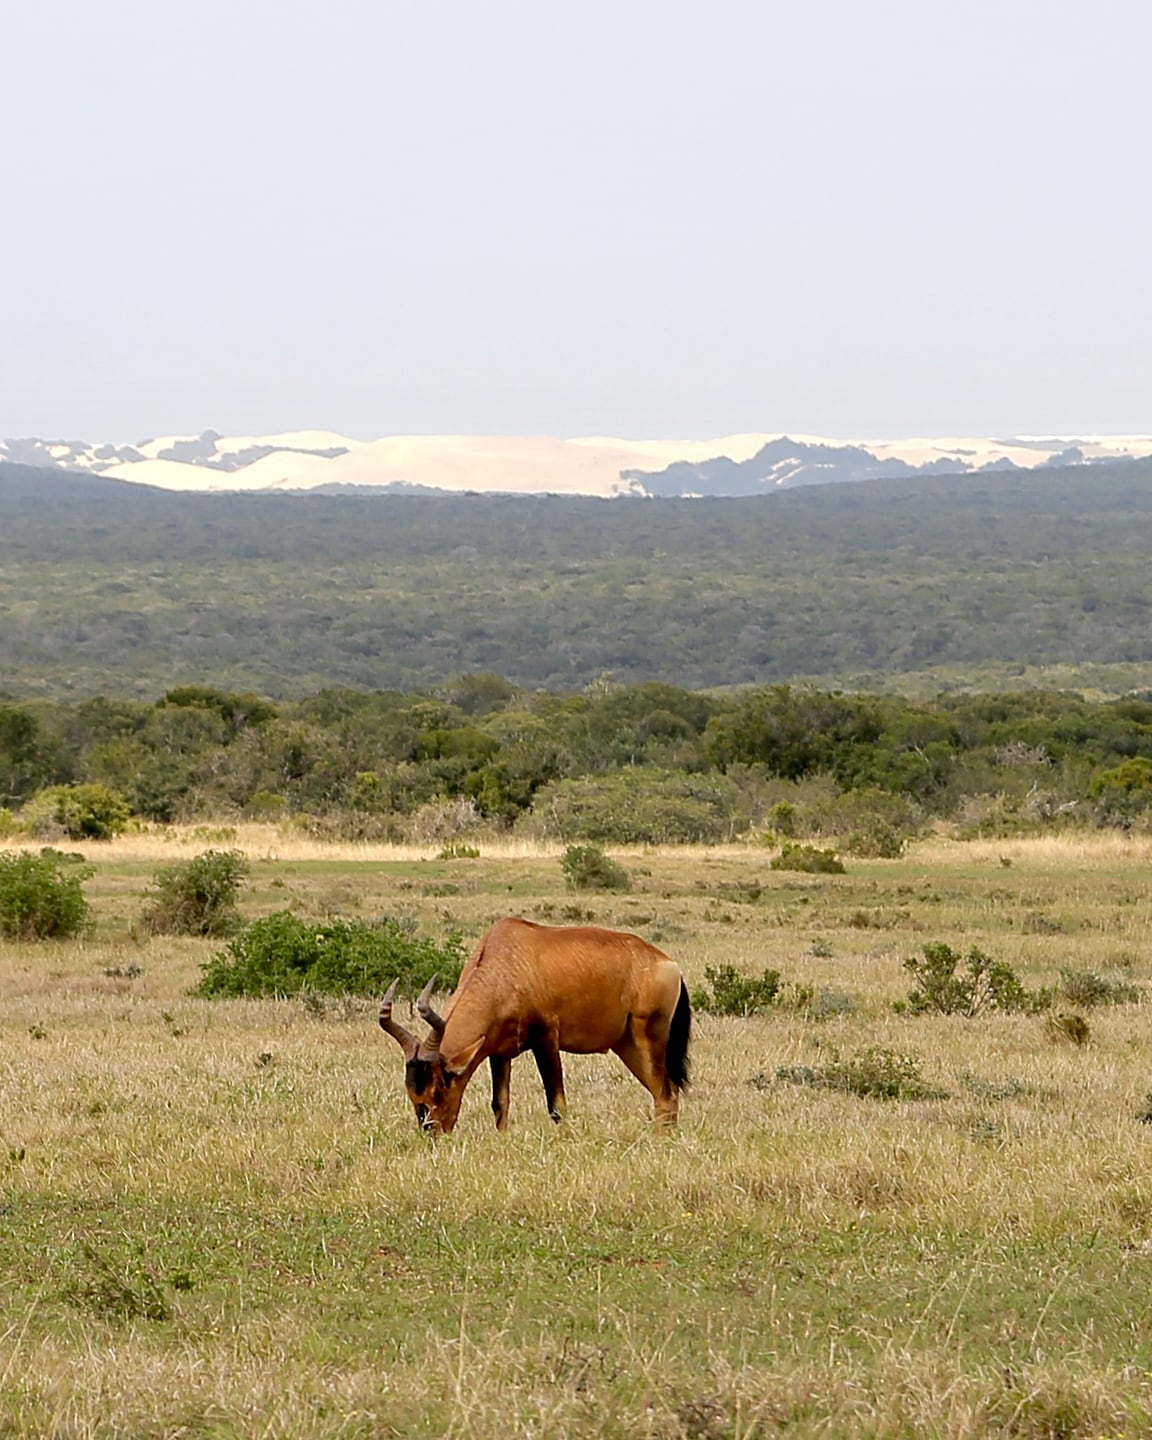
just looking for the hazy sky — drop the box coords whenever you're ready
[4,0,1150,441]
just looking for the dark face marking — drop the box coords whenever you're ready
[405,1056,447,1130]
[403,1055,467,1133]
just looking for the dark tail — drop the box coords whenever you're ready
[666,980,692,1092]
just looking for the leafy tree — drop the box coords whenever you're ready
[0,707,62,804]
[529,768,739,844]
[22,784,131,840]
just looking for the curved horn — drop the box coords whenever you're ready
[379,979,419,1060]
[417,975,446,1039]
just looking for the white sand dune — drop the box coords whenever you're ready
[9,429,1152,495]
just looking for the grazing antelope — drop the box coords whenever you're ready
[378,916,691,1133]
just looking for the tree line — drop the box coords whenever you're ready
[3,677,1152,847]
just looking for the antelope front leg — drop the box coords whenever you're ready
[531,1032,567,1122]
[489,1055,512,1131]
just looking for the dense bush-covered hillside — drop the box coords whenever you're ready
[3,679,1152,842]
[2,459,1152,698]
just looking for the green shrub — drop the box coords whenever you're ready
[529,768,739,844]
[769,842,846,875]
[142,849,249,936]
[22,784,131,840]
[0,848,93,939]
[560,844,631,893]
[694,963,781,1016]
[1058,967,1141,1008]
[195,911,466,999]
[900,942,1051,1017]
[843,817,906,858]
[775,1046,948,1101]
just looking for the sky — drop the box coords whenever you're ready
[4,0,1150,442]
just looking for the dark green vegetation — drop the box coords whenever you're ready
[899,942,1052,1017]
[3,458,1152,697]
[195,910,466,999]
[0,847,92,939]
[5,675,1152,841]
[141,848,249,936]
[560,843,632,892]
[694,962,782,1015]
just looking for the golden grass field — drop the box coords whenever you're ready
[3,826,1152,1439]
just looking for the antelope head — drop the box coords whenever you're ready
[379,976,470,1133]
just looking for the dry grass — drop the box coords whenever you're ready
[3,830,1152,1437]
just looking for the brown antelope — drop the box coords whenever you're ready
[378,916,691,1133]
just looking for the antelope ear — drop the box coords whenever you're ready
[441,1034,486,1079]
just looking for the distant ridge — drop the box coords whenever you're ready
[4,429,1152,498]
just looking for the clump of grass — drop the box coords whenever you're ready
[195,910,466,998]
[438,842,480,859]
[141,849,249,936]
[694,963,780,1016]
[1044,1011,1091,1046]
[898,941,1051,1017]
[560,844,631,893]
[1022,911,1064,935]
[959,1070,1035,1100]
[774,1046,949,1101]
[62,1241,171,1322]
[1058,967,1141,1008]
[0,847,93,939]
[769,843,845,875]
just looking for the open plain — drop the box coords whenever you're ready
[3,828,1152,1439]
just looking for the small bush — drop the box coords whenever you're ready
[22,784,131,841]
[959,1070,1035,1100]
[775,1046,948,1101]
[1058,967,1141,1008]
[843,818,906,859]
[142,850,249,936]
[0,848,93,939]
[195,911,467,999]
[798,987,858,1022]
[560,844,631,893]
[900,942,1051,1017]
[694,963,780,1016]
[769,843,845,875]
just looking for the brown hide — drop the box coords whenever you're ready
[441,917,683,1063]
[382,916,691,1132]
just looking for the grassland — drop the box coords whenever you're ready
[3,828,1152,1438]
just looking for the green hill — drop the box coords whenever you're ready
[2,458,1151,699]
